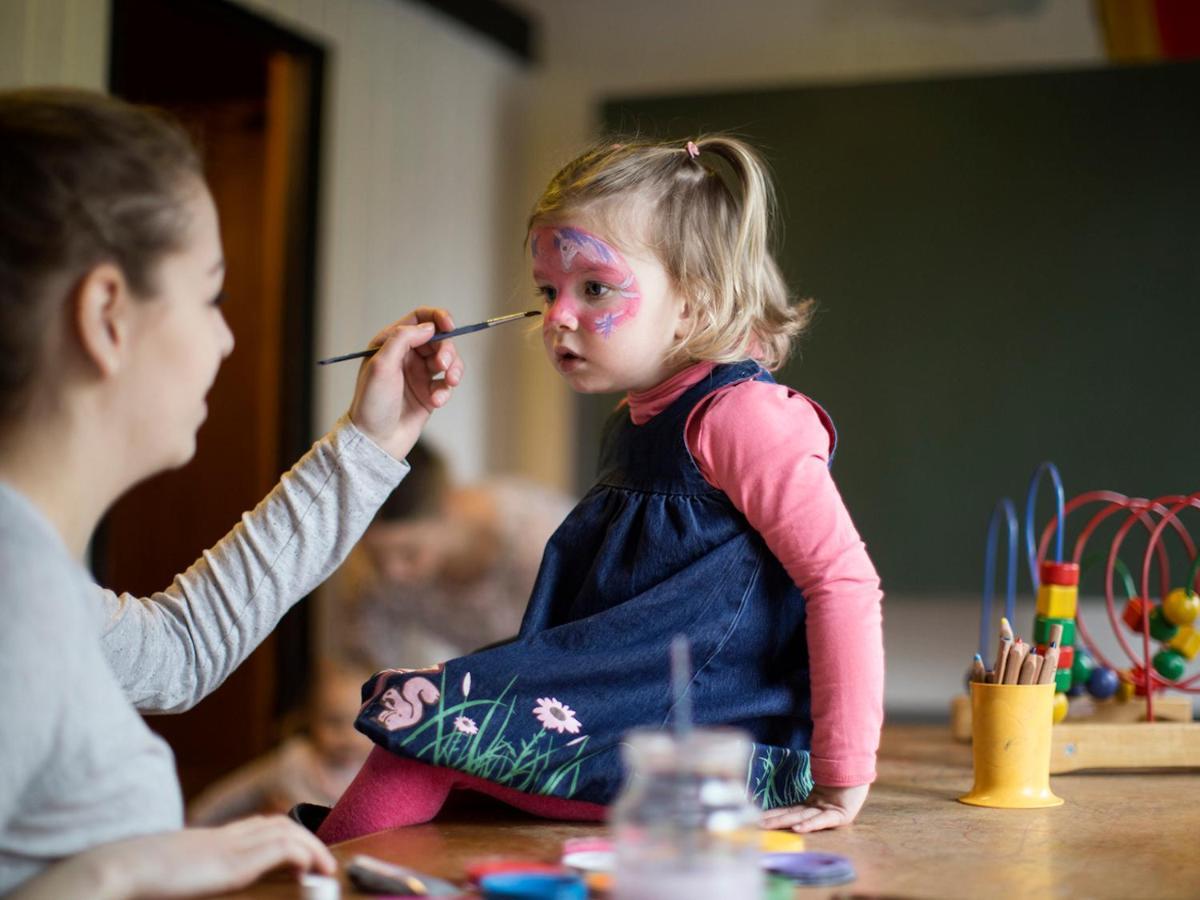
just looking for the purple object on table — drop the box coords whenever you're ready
[761,851,857,886]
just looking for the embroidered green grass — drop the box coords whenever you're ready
[393,672,596,796]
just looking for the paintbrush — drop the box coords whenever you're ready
[317,309,541,365]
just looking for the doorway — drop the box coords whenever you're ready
[100,0,324,798]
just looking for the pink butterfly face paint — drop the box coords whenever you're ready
[531,225,642,340]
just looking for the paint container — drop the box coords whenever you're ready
[610,727,764,900]
[959,681,1064,809]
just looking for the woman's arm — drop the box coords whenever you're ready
[100,311,464,713]
[99,418,408,712]
[9,817,336,900]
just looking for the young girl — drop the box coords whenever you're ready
[318,135,884,841]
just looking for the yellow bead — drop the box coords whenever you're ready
[1037,584,1078,619]
[1169,626,1200,661]
[1164,587,1200,626]
[1052,692,1069,723]
[1116,677,1135,702]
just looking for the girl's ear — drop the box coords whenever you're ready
[74,262,133,378]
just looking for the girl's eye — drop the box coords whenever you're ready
[537,285,557,303]
[584,281,612,299]
[211,290,227,307]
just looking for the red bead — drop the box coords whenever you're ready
[1040,561,1080,587]
[1122,597,1149,633]
[1057,645,1075,670]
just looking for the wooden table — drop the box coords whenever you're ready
[219,724,1200,899]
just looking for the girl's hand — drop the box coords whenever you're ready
[348,308,465,461]
[14,816,336,900]
[760,783,869,833]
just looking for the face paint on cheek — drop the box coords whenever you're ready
[584,290,642,340]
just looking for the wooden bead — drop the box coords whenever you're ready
[1116,676,1135,702]
[1087,667,1120,700]
[1034,615,1075,646]
[1153,649,1187,682]
[1089,667,1123,700]
[1168,626,1200,661]
[1122,597,1149,633]
[1149,606,1179,642]
[1040,561,1080,587]
[1057,645,1075,670]
[1037,584,1078,619]
[1054,667,1073,693]
[1071,647,1095,686]
[1163,587,1200,626]
[1052,692,1069,723]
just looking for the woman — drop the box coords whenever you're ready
[0,88,463,898]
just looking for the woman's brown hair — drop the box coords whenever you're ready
[0,88,202,422]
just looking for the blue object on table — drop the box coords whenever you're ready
[479,871,587,899]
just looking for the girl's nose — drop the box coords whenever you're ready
[544,296,579,331]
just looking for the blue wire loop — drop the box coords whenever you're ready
[981,499,1018,657]
[1024,461,1065,591]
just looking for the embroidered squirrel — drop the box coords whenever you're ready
[376,677,440,730]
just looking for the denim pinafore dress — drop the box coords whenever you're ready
[356,360,826,809]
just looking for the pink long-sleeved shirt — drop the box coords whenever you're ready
[626,362,884,786]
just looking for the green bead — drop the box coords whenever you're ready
[1071,648,1097,686]
[1149,607,1179,642]
[1153,648,1187,681]
[1054,667,1073,692]
[1035,615,1076,646]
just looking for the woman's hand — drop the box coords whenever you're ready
[760,782,869,833]
[13,816,336,900]
[348,308,465,461]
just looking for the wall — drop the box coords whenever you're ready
[505,0,1108,490]
[0,0,110,87]
[234,0,531,481]
[0,0,529,483]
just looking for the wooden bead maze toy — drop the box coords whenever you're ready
[952,462,1200,773]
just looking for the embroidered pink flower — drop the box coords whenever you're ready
[454,715,479,735]
[533,697,582,735]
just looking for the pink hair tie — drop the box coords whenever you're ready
[685,140,700,160]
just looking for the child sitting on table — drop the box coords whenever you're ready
[318,135,884,842]
[189,661,372,825]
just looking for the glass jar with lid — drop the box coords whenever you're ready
[610,726,763,899]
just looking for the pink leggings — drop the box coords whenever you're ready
[316,746,606,843]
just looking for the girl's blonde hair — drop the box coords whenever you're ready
[528,134,812,371]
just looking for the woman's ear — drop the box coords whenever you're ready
[73,262,132,377]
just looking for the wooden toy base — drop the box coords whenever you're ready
[950,693,1195,743]
[1052,721,1200,772]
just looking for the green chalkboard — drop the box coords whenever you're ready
[574,61,1200,594]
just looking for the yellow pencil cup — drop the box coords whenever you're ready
[958,682,1063,809]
